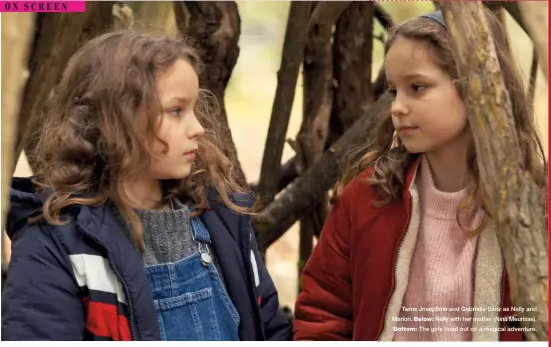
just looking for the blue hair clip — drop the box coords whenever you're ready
[419,10,446,28]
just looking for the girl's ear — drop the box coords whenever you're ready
[452,78,466,99]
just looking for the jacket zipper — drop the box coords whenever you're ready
[377,198,411,340]
[77,224,139,341]
[377,182,416,340]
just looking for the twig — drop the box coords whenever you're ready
[528,47,538,104]
[373,33,385,45]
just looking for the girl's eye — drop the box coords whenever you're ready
[412,84,426,93]
[387,88,397,96]
[170,108,182,117]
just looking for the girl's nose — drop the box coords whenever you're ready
[189,113,205,139]
[390,94,409,117]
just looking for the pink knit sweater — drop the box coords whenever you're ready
[393,156,484,341]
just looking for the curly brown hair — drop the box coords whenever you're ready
[334,8,547,234]
[31,29,251,251]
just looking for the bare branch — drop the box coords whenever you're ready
[256,2,313,205]
[518,1,548,80]
[372,66,387,100]
[251,67,387,193]
[528,48,538,104]
[255,95,391,250]
[307,1,351,36]
[374,3,394,30]
[483,2,528,34]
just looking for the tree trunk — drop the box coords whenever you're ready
[295,1,350,292]
[441,3,548,341]
[328,1,375,146]
[255,2,313,205]
[15,3,116,174]
[255,95,392,250]
[518,1,548,80]
[2,12,35,262]
[173,1,247,188]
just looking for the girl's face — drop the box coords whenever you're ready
[148,59,205,180]
[385,38,470,158]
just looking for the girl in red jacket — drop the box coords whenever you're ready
[294,9,546,342]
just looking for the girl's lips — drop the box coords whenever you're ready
[183,149,197,160]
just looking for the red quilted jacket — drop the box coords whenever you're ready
[294,158,523,341]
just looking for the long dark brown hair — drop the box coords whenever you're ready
[31,29,251,251]
[334,8,547,233]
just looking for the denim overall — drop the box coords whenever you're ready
[144,216,240,341]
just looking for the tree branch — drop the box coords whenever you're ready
[307,1,351,35]
[372,66,387,100]
[256,2,313,205]
[174,1,248,187]
[255,95,391,250]
[251,66,386,193]
[374,3,394,30]
[483,2,528,35]
[518,1,548,80]
[528,47,538,104]
[441,3,548,340]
